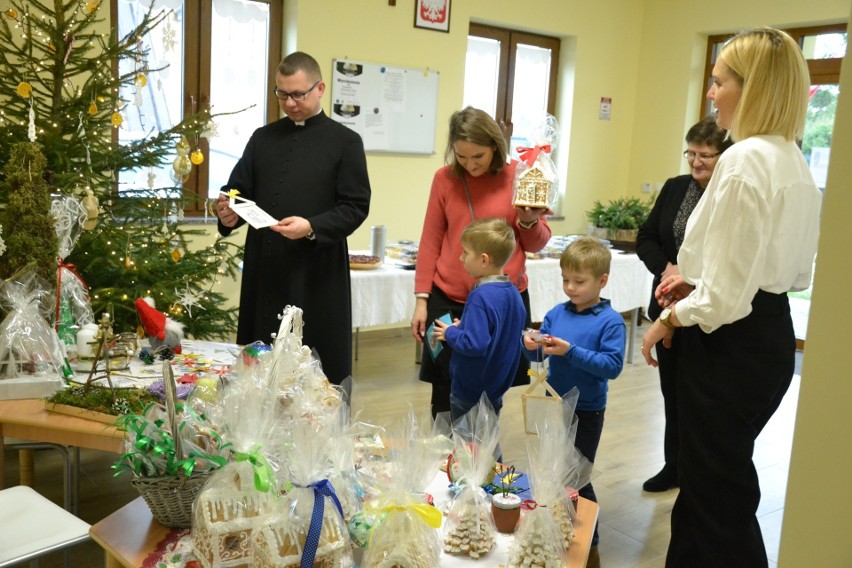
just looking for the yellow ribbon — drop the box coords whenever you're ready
[378,503,442,529]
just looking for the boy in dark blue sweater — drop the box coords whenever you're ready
[432,218,527,422]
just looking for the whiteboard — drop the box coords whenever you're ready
[330,59,439,155]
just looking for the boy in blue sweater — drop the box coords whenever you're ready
[522,236,625,560]
[432,218,527,422]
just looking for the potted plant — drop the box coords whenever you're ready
[585,196,654,249]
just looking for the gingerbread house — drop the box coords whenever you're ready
[192,463,275,567]
[514,165,552,208]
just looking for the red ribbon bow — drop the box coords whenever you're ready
[520,499,543,510]
[516,144,552,167]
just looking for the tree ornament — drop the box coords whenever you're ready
[4,8,17,19]
[27,99,36,142]
[88,101,97,115]
[190,149,204,165]
[134,74,147,88]
[172,136,192,179]
[87,0,101,14]
[81,188,100,230]
[110,112,123,127]
[174,283,206,317]
[171,248,181,262]
[16,82,32,98]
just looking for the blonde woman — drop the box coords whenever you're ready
[640,28,821,567]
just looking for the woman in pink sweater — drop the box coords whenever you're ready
[411,107,551,416]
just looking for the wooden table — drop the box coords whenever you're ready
[0,398,124,511]
[90,495,599,568]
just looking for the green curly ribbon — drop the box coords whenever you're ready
[234,447,274,492]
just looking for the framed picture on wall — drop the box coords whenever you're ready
[414,0,450,33]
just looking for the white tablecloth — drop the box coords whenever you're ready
[351,253,652,328]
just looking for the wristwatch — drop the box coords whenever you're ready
[659,307,675,329]
[305,228,316,241]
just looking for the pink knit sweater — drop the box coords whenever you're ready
[414,162,551,302]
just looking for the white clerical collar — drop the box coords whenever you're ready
[294,109,323,127]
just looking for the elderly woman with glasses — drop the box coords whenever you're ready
[635,115,732,493]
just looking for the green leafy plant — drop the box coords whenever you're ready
[586,196,654,232]
[46,384,158,417]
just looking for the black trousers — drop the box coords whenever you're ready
[655,328,682,471]
[419,286,531,417]
[667,291,795,568]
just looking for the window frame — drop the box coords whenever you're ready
[468,23,560,142]
[701,23,847,120]
[110,0,283,215]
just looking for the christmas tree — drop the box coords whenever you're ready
[0,0,242,339]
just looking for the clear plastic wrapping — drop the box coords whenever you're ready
[255,417,354,568]
[52,194,94,346]
[512,113,560,210]
[0,265,70,379]
[360,407,452,568]
[508,388,592,566]
[443,395,500,559]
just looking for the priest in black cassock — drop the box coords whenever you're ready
[216,51,371,385]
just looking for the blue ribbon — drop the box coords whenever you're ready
[300,479,344,568]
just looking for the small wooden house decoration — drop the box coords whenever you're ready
[513,165,552,208]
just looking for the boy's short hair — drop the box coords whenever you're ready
[461,218,516,268]
[560,236,611,278]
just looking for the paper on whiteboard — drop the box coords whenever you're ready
[221,192,278,229]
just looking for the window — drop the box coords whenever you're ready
[464,23,559,159]
[115,0,282,214]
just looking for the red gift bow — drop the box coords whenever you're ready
[516,144,552,167]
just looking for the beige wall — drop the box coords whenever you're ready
[779,2,852,565]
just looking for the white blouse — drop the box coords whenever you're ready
[676,135,822,333]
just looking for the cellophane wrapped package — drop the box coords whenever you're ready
[257,410,353,568]
[443,394,500,559]
[0,264,70,379]
[359,406,452,568]
[191,317,287,567]
[507,388,592,567]
[512,113,560,210]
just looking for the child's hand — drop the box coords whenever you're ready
[523,335,540,350]
[541,335,571,357]
[432,318,459,342]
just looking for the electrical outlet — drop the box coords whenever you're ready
[641,182,652,193]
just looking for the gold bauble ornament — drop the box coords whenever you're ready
[172,155,192,177]
[5,8,17,19]
[134,74,147,88]
[88,102,97,115]
[171,249,182,262]
[190,149,204,165]
[110,112,123,127]
[175,135,190,156]
[87,0,100,13]
[16,82,32,98]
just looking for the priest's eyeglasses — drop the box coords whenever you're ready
[683,150,720,163]
[273,81,320,101]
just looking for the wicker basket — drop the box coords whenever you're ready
[132,471,213,528]
[129,361,212,528]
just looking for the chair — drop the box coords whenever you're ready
[0,485,91,567]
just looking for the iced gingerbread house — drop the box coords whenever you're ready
[192,463,276,568]
[513,165,553,208]
[252,489,349,568]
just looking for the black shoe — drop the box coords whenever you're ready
[643,467,678,492]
